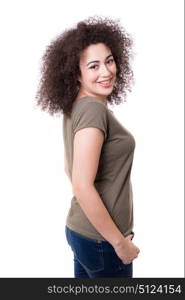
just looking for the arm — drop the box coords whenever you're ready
[72,127,140,264]
[72,127,126,247]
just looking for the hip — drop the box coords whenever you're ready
[65,225,134,277]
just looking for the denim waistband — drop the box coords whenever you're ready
[65,225,134,243]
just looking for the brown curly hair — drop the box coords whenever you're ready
[35,15,135,118]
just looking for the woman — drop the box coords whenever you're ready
[35,16,140,278]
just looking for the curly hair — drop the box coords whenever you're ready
[35,15,135,118]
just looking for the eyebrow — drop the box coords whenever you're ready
[86,54,113,66]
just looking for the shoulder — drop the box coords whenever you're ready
[71,97,108,140]
[72,97,107,116]
[73,96,107,107]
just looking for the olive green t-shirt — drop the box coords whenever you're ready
[62,96,135,241]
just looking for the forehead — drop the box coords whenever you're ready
[80,43,112,62]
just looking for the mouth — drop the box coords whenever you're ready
[97,78,113,88]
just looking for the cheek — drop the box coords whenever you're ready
[88,73,98,83]
[112,64,117,75]
[82,71,97,84]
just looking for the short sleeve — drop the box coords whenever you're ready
[72,101,108,140]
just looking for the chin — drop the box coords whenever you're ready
[98,89,113,97]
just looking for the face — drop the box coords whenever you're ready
[77,43,117,102]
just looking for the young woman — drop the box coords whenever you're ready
[35,16,140,278]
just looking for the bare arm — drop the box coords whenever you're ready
[72,127,140,264]
[74,184,126,247]
[72,127,126,247]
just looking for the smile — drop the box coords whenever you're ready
[98,78,112,83]
[97,78,113,87]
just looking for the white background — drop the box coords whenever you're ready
[0,0,184,278]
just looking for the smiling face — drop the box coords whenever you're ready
[77,43,117,103]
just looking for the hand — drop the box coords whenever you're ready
[113,234,140,265]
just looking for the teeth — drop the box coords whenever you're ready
[99,79,111,84]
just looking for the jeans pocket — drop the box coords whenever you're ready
[65,226,104,273]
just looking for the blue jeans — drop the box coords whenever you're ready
[65,225,133,278]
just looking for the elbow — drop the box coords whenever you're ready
[72,184,82,196]
[64,168,71,180]
[72,182,93,196]
[64,166,69,173]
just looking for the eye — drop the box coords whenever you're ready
[89,65,98,70]
[88,58,114,69]
[107,58,114,64]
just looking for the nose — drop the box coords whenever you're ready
[99,64,111,77]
